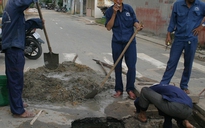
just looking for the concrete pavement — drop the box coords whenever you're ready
[78,15,205,126]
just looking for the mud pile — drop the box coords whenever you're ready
[23,61,114,104]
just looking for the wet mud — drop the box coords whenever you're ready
[23,61,115,104]
[19,61,203,128]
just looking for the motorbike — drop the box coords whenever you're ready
[61,5,67,13]
[0,28,45,60]
[55,5,67,13]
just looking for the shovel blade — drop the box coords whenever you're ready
[84,89,98,99]
[44,52,59,70]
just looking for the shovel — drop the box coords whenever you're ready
[85,29,140,99]
[36,2,59,70]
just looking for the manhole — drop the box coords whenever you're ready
[71,117,125,128]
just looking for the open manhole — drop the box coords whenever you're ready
[71,117,125,128]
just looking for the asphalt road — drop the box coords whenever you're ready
[1,9,205,95]
[37,9,205,94]
[0,9,205,128]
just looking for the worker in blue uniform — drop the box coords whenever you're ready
[105,0,143,100]
[134,83,194,128]
[160,0,205,94]
[2,0,43,118]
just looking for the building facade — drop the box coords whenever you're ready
[123,0,205,46]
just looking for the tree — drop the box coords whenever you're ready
[58,0,63,7]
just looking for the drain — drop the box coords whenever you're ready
[71,117,125,128]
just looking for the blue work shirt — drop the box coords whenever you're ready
[105,4,139,43]
[1,0,41,51]
[168,0,205,40]
[150,84,193,108]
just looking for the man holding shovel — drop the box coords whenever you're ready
[1,0,44,118]
[105,0,143,99]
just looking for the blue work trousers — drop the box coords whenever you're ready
[160,38,198,89]
[5,47,25,115]
[112,41,137,92]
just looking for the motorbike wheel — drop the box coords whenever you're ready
[24,38,42,60]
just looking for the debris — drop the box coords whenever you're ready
[93,59,108,76]
[72,54,78,63]
[30,110,43,125]
[199,88,205,98]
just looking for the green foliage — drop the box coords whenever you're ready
[58,0,63,7]
[43,0,52,4]
[30,3,35,8]
[95,17,106,25]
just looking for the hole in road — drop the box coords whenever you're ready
[71,117,125,128]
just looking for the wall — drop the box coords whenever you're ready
[86,0,105,18]
[124,0,175,36]
[94,0,104,18]
[86,0,93,17]
[124,0,205,46]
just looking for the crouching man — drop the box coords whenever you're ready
[134,83,193,128]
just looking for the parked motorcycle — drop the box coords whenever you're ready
[54,5,61,12]
[0,28,45,60]
[61,5,67,13]
[55,5,67,13]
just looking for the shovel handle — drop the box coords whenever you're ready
[100,29,139,87]
[36,2,52,53]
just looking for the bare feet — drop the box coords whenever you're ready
[13,110,35,118]
[136,111,147,123]
[183,120,194,128]
[23,103,29,108]
[112,91,123,98]
[127,91,136,100]
[183,89,190,94]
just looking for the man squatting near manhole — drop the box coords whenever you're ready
[134,84,194,128]
[2,0,44,118]
[160,0,205,94]
[105,0,143,100]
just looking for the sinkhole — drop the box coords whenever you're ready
[71,117,125,128]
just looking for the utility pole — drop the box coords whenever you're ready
[71,0,75,14]
[80,0,83,16]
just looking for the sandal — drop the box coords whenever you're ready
[112,91,123,98]
[128,91,136,100]
[13,110,35,118]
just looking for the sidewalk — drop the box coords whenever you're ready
[79,15,205,126]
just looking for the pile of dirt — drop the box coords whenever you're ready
[23,61,114,104]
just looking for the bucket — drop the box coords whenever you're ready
[0,75,9,106]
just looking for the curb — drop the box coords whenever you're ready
[193,105,205,127]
